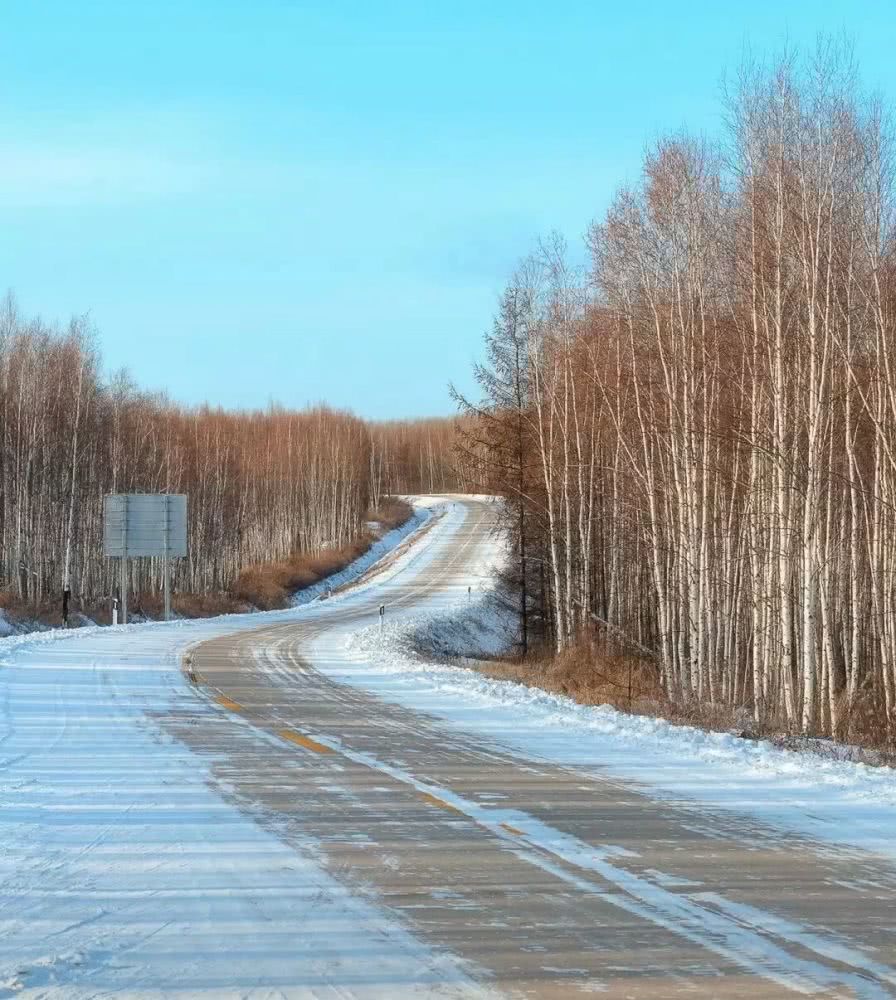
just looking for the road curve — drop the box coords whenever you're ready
[175,497,896,999]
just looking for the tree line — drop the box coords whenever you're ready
[464,42,896,742]
[0,296,463,616]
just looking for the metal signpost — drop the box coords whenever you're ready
[103,494,188,624]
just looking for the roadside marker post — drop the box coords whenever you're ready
[379,604,385,633]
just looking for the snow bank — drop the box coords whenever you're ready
[335,570,896,864]
[291,502,431,606]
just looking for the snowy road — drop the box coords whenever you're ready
[3,497,896,998]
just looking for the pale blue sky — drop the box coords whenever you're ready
[1,2,893,417]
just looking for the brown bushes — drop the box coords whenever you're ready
[474,639,894,750]
[131,592,251,621]
[0,588,253,626]
[544,644,664,709]
[368,497,414,532]
[231,538,372,610]
[477,641,664,713]
[0,588,70,628]
[230,499,414,610]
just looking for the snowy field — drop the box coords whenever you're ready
[0,499,491,998]
[3,495,896,996]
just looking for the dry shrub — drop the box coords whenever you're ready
[475,640,749,735]
[836,686,896,751]
[542,643,664,708]
[46,591,254,625]
[233,498,414,610]
[476,641,664,713]
[0,589,64,625]
[231,536,374,610]
[174,592,251,618]
[367,497,414,532]
[476,640,896,751]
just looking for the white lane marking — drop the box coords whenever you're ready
[291,731,896,999]
[194,500,893,996]
[694,893,896,991]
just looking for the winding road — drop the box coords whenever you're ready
[172,498,896,998]
[2,496,896,998]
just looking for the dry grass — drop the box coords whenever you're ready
[475,646,784,747]
[231,537,375,610]
[231,498,414,611]
[131,591,252,621]
[0,588,252,627]
[0,589,66,628]
[476,642,666,713]
[477,638,766,733]
[476,642,789,736]
[367,497,414,532]
[471,639,896,758]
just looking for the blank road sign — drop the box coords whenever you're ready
[104,494,188,558]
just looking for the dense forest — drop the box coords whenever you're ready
[465,43,896,743]
[0,295,467,618]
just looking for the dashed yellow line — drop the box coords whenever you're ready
[418,791,464,814]
[279,729,333,754]
[211,688,520,835]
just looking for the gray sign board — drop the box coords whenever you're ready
[103,494,188,559]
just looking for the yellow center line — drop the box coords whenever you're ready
[501,822,524,836]
[216,696,242,711]
[279,729,334,754]
[418,791,464,814]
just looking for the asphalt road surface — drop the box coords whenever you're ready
[170,498,896,999]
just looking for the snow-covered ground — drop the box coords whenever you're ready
[0,505,430,642]
[4,494,896,996]
[0,498,493,999]
[290,505,431,607]
[323,508,896,865]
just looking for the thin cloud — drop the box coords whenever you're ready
[0,145,204,206]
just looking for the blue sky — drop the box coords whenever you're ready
[1,2,893,418]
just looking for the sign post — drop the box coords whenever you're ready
[121,552,128,625]
[121,495,128,625]
[163,494,171,622]
[104,494,188,624]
